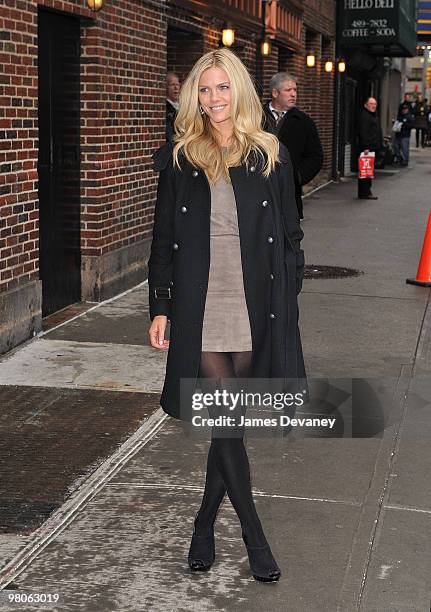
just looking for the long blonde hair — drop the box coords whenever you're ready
[172,48,279,183]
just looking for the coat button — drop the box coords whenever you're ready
[192,170,199,177]
[270,313,275,319]
[270,273,274,280]
[267,236,274,243]
[261,200,268,207]
[181,206,188,213]
[173,242,179,250]
[250,166,256,172]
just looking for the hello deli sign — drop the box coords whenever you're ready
[339,0,417,55]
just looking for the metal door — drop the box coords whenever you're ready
[38,9,81,316]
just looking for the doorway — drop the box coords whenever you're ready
[38,8,81,317]
[344,77,359,173]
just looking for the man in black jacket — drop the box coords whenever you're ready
[357,97,383,200]
[263,72,323,220]
[412,94,429,148]
[166,72,180,143]
[398,93,413,115]
[394,103,415,166]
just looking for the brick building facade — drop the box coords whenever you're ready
[0,0,335,354]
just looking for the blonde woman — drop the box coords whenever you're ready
[148,48,305,582]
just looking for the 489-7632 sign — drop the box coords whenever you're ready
[339,0,417,55]
[344,17,395,39]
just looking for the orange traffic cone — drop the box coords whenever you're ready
[407,210,431,287]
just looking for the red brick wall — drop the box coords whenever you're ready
[167,28,204,82]
[265,2,336,179]
[304,0,335,38]
[0,0,165,297]
[1,1,44,293]
[301,29,322,120]
[165,2,258,76]
[302,0,336,177]
[261,44,279,100]
[320,37,335,174]
[0,0,336,304]
[166,13,259,100]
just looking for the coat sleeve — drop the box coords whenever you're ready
[296,118,324,185]
[357,111,368,150]
[148,146,175,321]
[277,144,305,294]
[166,116,174,143]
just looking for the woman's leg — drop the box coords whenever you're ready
[195,350,257,536]
[190,350,279,578]
[197,350,270,547]
[231,350,253,379]
[193,351,233,536]
[211,435,268,547]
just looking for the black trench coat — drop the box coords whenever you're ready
[262,103,324,218]
[148,141,306,421]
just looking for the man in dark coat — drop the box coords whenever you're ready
[398,93,413,115]
[357,97,383,200]
[394,103,415,166]
[148,141,305,422]
[166,72,180,143]
[262,72,324,220]
[412,94,429,148]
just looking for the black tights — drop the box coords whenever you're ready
[194,351,267,547]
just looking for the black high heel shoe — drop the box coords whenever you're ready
[188,512,215,572]
[242,532,281,582]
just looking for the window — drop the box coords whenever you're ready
[408,68,423,81]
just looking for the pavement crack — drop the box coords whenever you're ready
[383,504,431,514]
[349,294,431,610]
[107,482,361,506]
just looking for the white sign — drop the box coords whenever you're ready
[344,0,394,8]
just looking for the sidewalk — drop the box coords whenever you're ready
[1,148,431,611]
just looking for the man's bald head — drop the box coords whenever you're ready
[364,97,377,113]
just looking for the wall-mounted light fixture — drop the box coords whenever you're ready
[260,39,271,56]
[306,53,316,68]
[222,27,235,47]
[338,60,346,73]
[325,60,333,72]
[87,0,103,11]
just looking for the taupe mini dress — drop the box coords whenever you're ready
[201,162,253,352]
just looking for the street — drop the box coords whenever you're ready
[1,146,431,611]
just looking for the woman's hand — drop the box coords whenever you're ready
[149,315,170,350]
